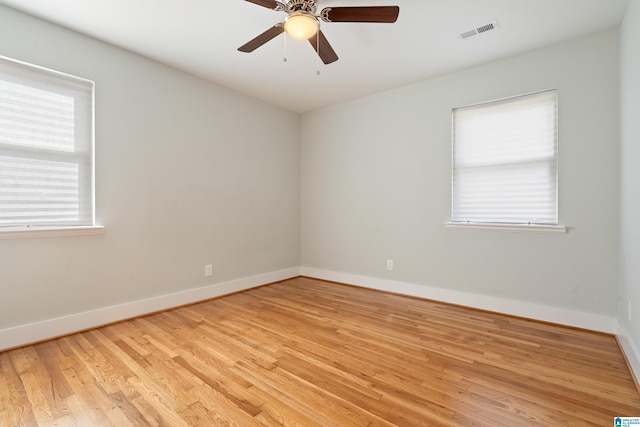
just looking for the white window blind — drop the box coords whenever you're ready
[452,90,558,225]
[0,56,94,228]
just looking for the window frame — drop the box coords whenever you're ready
[447,90,566,233]
[0,55,102,239]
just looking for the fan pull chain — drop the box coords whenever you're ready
[316,31,320,75]
[283,32,288,62]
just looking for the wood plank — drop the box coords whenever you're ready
[0,351,38,426]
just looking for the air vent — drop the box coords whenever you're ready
[459,20,499,40]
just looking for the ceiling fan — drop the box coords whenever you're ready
[238,0,400,64]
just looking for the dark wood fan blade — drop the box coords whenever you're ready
[308,30,339,64]
[244,0,279,9]
[321,6,399,23]
[238,24,284,52]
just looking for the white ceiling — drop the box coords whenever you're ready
[0,0,629,113]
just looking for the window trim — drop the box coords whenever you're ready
[0,225,104,240]
[444,221,566,233]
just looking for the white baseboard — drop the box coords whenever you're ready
[0,267,300,352]
[617,321,640,389]
[300,267,618,334]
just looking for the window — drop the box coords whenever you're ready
[0,56,95,230]
[450,90,560,229]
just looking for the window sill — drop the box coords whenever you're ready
[445,222,567,234]
[0,225,105,240]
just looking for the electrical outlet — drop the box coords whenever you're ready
[205,264,213,277]
[386,259,394,271]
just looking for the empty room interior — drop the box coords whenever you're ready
[1,0,640,425]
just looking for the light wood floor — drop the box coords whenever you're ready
[1,277,639,426]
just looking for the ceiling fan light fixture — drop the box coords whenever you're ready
[284,13,319,40]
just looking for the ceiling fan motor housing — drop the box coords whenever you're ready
[286,0,317,14]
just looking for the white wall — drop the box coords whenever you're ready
[0,5,300,347]
[301,30,620,327]
[619,0,640,376]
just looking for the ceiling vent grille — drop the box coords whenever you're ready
[459,20,499,40]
